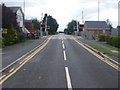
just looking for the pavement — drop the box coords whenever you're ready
[2,34,118,88]
[74,36,119,61]
[2,36,48,69]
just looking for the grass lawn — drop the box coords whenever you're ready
[90,44,119,58]
[101,42,119,51]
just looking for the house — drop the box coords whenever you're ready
[83,21,110,39]
[111,28,119,36]
[9,7,30,35]
[117,26,120,35]
[2,4,17,30]
[25,20,40,39]
[2,4,30,37]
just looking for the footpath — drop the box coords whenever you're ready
[74,36,119,62]
[2,36,48,69]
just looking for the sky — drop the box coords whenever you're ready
[1,0,119,31]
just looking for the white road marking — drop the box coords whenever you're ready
[65,67,72,90]
[62,39,64,44]
[62,44,65,49]
[63,50,67,61]
[0,38,50,72]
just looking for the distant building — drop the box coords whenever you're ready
[83,21,110,39]
[25,20,40,39]
[111,28,118,36]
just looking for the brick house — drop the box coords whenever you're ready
[2,4,30,37]
[25,20,40,39]
[2,4,17,30]
[9,7,30,35]
[83,21,110,39]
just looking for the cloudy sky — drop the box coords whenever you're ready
[1,0,119,31]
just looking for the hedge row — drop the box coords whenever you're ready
[98,34,120,48]
[2,24,25,47]
[106,36,120,48]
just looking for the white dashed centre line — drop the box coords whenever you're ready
[62,44,65,49]
[63,50,67,61]
[65,67,72,90]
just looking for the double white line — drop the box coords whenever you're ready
[62,39,72,90]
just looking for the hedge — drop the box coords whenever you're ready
[98,34,106,41]
[2,24,19,46]
[106,36,120,48]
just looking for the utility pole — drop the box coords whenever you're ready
[118,1,120,26]
[45,16,48,35]
[40,13,43,37]
[23,0,25,36]
[82,11,84,24]
[98,0,100,21]
[76,16,79,36]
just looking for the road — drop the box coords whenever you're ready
[2,34,119,89]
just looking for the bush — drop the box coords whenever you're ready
[2,37,5,48]
[106,36,120,48]
[98,34,106,41]
[2,24,19,46]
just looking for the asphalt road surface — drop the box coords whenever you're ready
[2,34,119,89]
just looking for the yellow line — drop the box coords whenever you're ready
[9,68,15,73]
[73,38,120,71]
[0,36,52,84]
[0,75,6,80]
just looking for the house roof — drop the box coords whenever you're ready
[9,7,20,13]
[85,21,109,29]
[9,7,24,15]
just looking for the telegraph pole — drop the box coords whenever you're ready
[45,16,48,35]
[40,13,43,37]
[76,16,79,36]
[23,0,25,36]
[82,11,84,24]
[98,0,100,21]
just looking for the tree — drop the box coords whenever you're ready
[33,19,40,29]
[106,19,113,31]
[45,14,59,35]
[66,20,77,34]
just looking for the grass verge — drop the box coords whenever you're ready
[90,44,119,58]
[101,42,119,51]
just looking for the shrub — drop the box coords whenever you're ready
[106,36,120,48]
[2,37,5,48]
[98,34,105,41]
[2,24,18,46]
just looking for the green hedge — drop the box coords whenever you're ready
[98,34,106,41]
[106,36,120,48]
[2,24,19,46]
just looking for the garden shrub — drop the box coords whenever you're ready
[98,34,106,41]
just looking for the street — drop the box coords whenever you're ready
[2,34,119,89]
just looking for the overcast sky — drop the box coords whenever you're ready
[1,0,119,31]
